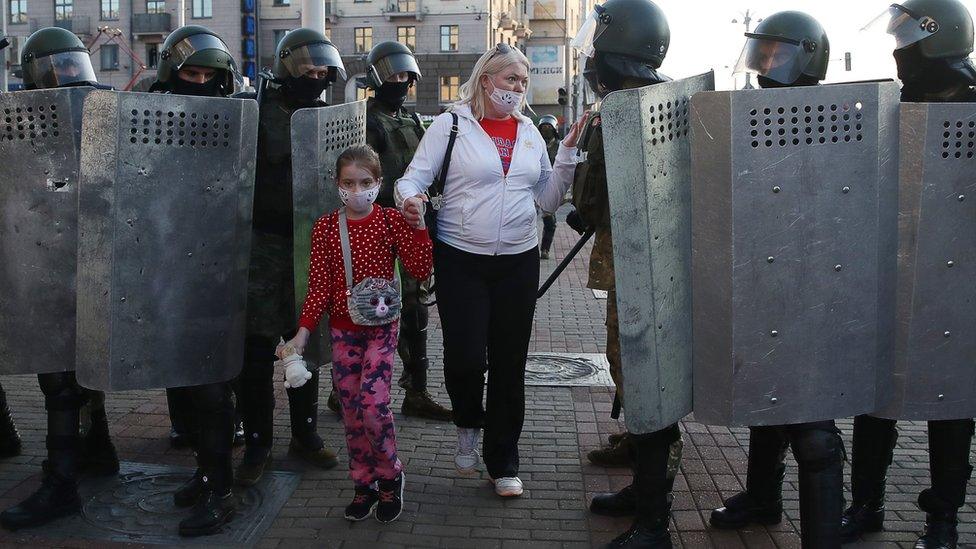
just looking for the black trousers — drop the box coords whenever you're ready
[434,243,539,479]
[851,414,974,513]
[186,381,235,493]
[540,214,556,254]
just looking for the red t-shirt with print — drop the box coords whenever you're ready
[479,116,519,174]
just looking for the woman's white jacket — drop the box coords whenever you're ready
[395,104,577,256]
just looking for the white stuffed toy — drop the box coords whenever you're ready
[276,337,312,389]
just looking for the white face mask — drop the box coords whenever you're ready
[488,85,524,115]
[338,185,380,214]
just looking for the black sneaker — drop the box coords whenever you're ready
[375,474,405,523]
[344,486,378,521]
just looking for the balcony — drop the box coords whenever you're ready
[382,0,426,21]
[132,13,172,35]
[31,16,91,35]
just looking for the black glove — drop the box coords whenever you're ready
[566,209,587,235]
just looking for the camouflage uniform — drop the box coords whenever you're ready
[365,97,433,392]
[571,115,622,402]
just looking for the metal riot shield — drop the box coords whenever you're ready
[290,101,366,361]
[691,81,900,426]
[0,87,91,375]
[75,90,258,391]
[875,102,976,421]
[601,72,715,434]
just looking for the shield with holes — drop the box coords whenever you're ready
[74,90,258,391]
[600,72,714,434]
[874,102,976,421]
[0,87,91,375]
[690,81,901,427]
[289,101,366,361]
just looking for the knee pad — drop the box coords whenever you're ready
[792,427,844,472]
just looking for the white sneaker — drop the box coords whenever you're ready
[454,427,481,474]
[491,476,523,497]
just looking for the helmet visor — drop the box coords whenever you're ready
[571,8,611,58]
[166,33,232,71]
[733,36,810,85]
[30,51,97,88]
[281,42,346,81]
[371,53,421,85]
[862,4,941,50]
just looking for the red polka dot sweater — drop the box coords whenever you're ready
[298,205,432,331]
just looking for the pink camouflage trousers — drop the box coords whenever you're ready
[330,322,404,486]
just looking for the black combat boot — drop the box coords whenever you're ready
[792,423,844,549]
[1,395,83,532]
[179,454,236,537]
[841,415,897,543]
[915,511,958,549]
[591,437,638,517]
[287,370,338,469]
[174,468,206,508]
[400,359,452,421]
[79,391,119,477]
[710,427,787,529]
[605,425,682,549]
[914,419,975,549]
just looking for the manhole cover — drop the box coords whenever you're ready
[525,353,614,387]
[27,461,298,546]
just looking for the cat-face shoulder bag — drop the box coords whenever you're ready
[338,208,402,326]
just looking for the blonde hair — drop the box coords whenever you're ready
[454,45,531,119]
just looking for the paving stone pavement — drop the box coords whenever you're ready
[0,208,972,548]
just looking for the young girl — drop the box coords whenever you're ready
[281,144,432,523]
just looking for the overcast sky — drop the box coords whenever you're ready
[641,0,976,89]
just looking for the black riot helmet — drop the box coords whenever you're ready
[734,11,830,87]
[272,28,345,103]
[864,0,976,92]
[571,0,671,93]
[155,25,241,96]
[363,41,421,90]
[21,27,99,90]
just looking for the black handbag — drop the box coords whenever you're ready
[424,113,459,243]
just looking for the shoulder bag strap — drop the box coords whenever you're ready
[431,113,460,202]
[338,208,355,293]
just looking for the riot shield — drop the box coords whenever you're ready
[290,101,366,360]
[0,87,91,375]
[75,90,259,391]
[875,102,976,421]
[601,72,715,434]
[691,81,900,426]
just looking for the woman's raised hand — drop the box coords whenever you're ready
[562,111,594,149]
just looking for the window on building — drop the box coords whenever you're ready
[146,0,164,12]
[192,0,211,18]
[272,0,289,6]
[440,25,458,52]
[146,43,159,69]
[100,44,119,71]
[354,27,372,54]
[406,82,417,103]
[397,26,415,51]
[100,0,118,19]
[8,0,27,24]
[273,29,290,47]
[396,0,414,12]
[54,0,72,21]
[440,75,459,102]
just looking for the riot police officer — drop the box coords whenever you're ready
[0,27,119,531]
[329,40,452,421]
[145,25,242,536]
[570,1,682,546]
[235,28,344,485]
[537,114,560,260]
[843,2,976,547]
[707,12,845,549]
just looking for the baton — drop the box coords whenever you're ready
[537,228,595,299]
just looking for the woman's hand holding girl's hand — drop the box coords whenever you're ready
[277,327,311,359]
[402,194,429,229]
[562,111,593,149]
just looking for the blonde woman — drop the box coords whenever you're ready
[396,44,587,497]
